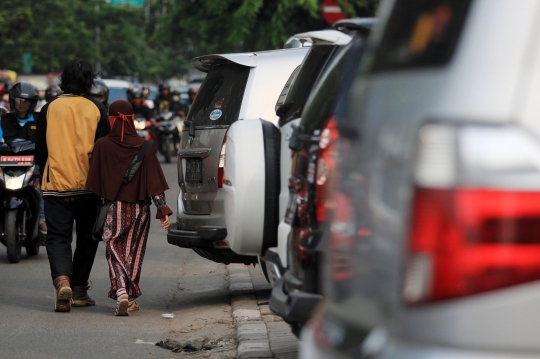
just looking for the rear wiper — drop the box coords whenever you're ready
[185,120,195,138]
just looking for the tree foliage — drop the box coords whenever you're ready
[0,0,379,82]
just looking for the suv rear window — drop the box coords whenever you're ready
[188,63,250,126]
[302,35,366,134]
[371,0,472,73]
[277,45,337,127]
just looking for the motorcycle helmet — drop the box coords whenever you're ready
[158,81,170,92]
[187,86,198,96]
[45,85,63,102]
[9,82,39,113]
[127,86,144,101]
[88,78,109,106]
[141,85,151,99]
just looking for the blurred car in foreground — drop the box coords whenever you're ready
[167,47,308,265]
[264,19,376,336]
[302,0,540,358]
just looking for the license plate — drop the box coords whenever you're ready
[185,158,203,183]
[0,155,34,166]
[137,130,149,137]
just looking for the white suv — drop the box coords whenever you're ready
[167,47,308,265]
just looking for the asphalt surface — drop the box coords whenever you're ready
[0,155,233,359]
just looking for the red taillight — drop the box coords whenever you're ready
[405,123,540,304]
[218,139,226,188]
[406,187,540,304]
[315,117,339,222]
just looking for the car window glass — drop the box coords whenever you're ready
[188,63,250,127]
[371,0,472,73]
[302,38,363,133]
[278,45,337,127]
[275,66,300,113]
[108,88,128,103]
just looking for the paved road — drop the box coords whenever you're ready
[0,156,235,359]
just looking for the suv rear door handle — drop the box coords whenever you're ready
[177,148,212,158]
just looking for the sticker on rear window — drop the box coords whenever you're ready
[210,109,222,121]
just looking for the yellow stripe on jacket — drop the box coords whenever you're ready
[41,96,101,193]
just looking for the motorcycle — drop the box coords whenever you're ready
[156,111,183,164]
[0,140,43,263]
[134,115,157,149]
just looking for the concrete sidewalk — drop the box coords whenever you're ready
[229,264,299,359]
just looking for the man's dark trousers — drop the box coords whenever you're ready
[45,194,99,286]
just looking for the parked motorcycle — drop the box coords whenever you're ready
[0,140,43,263]
[156,111,183,163]
[134,115,157,148]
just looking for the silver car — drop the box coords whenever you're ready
[302,0,540,358]
[167,48,308,264]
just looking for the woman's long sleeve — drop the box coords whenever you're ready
[151,192,173,219]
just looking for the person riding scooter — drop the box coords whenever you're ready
[87,79,109,108]
[2,82,39,143]
[45,85,63,103]
[1,82,47,235]
[128,86,155,124]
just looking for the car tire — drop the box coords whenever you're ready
[6,210,21,263]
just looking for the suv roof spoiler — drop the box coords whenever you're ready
[333,18,378,34]
[293,30,352,46]
[191,53,258,73]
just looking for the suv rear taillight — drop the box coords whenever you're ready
[315,117,339,222]
[404,123,540,305]
[218,139,226,188]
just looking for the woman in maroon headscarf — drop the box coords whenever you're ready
[86,100,172,316]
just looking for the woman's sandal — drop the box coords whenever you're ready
[115,294,129,316]
[128,299,140,312]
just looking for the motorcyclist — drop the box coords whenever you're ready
[45,85,62,103]
[153,81,182,118]
[141,85,154,109]
[128,86,155,124]
[177,86,198,120]
[187,86,198,106]
[1,82,46,234]
[1,82,40,143]
[87,78,109,108]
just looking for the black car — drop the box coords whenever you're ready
[269,18,377,335]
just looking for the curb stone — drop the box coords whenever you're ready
[229,264,272,359]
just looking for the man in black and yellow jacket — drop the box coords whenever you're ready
[36,58,110,313]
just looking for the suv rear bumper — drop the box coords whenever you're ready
[269,272,323,325]
[167,223,227,248]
